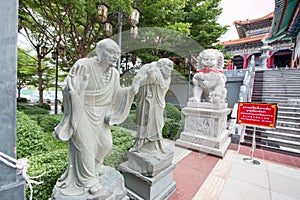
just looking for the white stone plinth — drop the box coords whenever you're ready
[119,162,176,200]
[176,102,231,158]
[127,149,174,177]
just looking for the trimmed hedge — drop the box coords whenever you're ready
[26,149,68,200]
[162,103,184,140]
[164,103,182,121]
[16,111,49,158]
[17,104,49,115]
[162,118,183,140]
[29,114,63,132]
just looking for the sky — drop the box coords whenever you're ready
[217,0,275,42]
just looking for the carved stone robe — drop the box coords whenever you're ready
[53,57,133,195]
[132,63,170,152]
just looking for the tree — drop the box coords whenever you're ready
[184,0,228,48]
[17,48,36,98]
[19,0,133,104]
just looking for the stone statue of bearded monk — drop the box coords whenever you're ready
[52,39,137,199]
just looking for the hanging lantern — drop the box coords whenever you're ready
[66,52,71,61]
[105,22,113,36]
[97,3,109,23]
[130,25,138,39]
[52,51,57,60]
[41,45,48,56]
[130,7,140,26]
[58,46,64,55]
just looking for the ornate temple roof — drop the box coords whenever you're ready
[266,0,300,43]
[219,34,269,46]
[233,12,273,38]
[234,12,274,26]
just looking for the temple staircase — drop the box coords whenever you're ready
[243,68,300,156]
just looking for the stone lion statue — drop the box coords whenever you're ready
[189,49,227,103]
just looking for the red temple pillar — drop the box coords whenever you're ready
[243,54,248,69]
[267,51,272,68]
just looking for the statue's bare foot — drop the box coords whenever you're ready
[89,182,102,195]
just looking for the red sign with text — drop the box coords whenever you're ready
[237,102,278,128]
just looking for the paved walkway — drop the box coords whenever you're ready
[163,139,300,200]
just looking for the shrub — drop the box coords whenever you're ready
[16,111,49,158]
[18,113,135,199]
[29,114,63,132]
[111,126,135,150]
[104,126,135,169]
[17,97,28,103]
[26,149,68,200]
[162,118,184,140]
[37,103,51,110]
[164,103,182,121]
[17,104,49,115]
[120,112,137,130]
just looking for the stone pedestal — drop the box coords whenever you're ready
[176,102,231,158]
[50,167,128,200]
[119,149,176,200]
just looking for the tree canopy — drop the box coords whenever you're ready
[18,0,228,92]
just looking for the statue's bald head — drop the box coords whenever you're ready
[96,39,119,56]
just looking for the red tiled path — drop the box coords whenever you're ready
[168,152,219,200]
[168,144,300,200]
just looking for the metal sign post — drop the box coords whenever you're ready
[237,102,278,165]
[243,126,260,165]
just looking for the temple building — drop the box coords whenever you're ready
[220,12,294,69]
[267,0,300,68]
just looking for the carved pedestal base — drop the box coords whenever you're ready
[127,149,174,177]
[176,102,231,158]
[50,167,128,200]
[119,148,176,200]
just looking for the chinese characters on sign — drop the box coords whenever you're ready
[237,102,278,128]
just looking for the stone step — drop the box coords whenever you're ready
[270,125,300,135]
[244,133,300,150]
[241,139,300,157]
[277,120,300,129]
[245,69,300,156]
[252,93,300,97]
[253,83,300,87]
[277,115,300,123]
[265,130,300,142]
[251,98,299,104]
[254,78,300,81]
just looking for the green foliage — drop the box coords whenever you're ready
[111,126,135,150]
[162,103,184,140]
[29,114,63,132]
[26,149,68,200]
[185,0,228,48]
[136,51,161,64]
[17,103,49,115]
[164,103,182,121]
[37,103,51,110]
[16,111,49,158]
[162,118,183,140]
[17,48,37,97]
[17,97,29,103]
[120,112,137,130]
[104,126,135,168]
[16,112,134,199]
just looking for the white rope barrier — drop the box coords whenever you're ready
[0,152,45,200]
